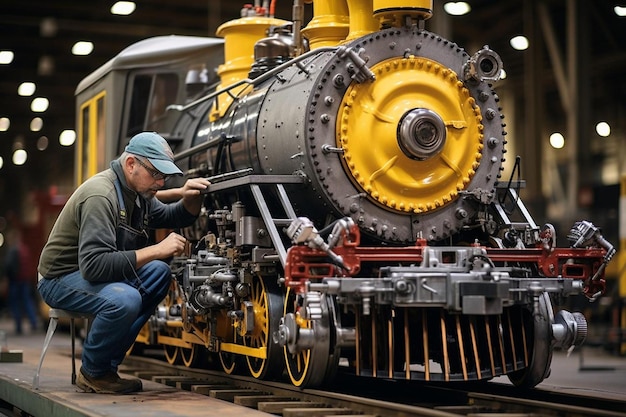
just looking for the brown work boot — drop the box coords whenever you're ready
[76,367,142,394]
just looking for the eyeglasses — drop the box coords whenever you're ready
[134,156,169,181]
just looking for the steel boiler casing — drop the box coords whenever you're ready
[197,27,505,244]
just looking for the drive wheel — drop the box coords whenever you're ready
[507,292,554,388]
[219,321,242,374]
[163,327,181,365]
[181,339,203,368]
[244,276,285,380]
[162,280,183,365]
[219,350,239,374]
[283,288,339,387]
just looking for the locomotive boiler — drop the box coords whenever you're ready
[74,0,615,389]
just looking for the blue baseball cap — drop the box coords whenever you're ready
[125,132,183,176]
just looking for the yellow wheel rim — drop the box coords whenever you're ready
[283,290,313,387]
[338,56,484,214]
[245,277,271,378]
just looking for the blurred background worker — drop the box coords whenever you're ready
[3,228,39,334]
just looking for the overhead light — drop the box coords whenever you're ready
[12,149,27,166]
[31,97,49,112]
[0,156,3,170]
[40,17,58,37]
[38,56,54,75]
[30,117,43,132]
[510,35,529,51]
[111,1,136,15]
[0,51,14,65]
[615,6,626,16]
[37,136,49,151]
[443,2,471,16]
[59,130,76,146]
[596,121,611,137]
[549,132,565,149]
[18,82,36,96]
[72,41,94,56]
[0,117,9,131]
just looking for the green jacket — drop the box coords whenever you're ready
[38,159,197,282]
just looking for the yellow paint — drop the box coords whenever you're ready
[220,342,267,359]
[211,16,289,120]
[301,0,350,49]
[345,0,379,41]
[373,0,433,25]
[337,56,483,213]
[76,90,106,186]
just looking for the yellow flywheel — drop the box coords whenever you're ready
[337,56,484,214]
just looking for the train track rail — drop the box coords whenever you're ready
[121,353,626,417]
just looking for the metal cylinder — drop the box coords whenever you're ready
[373,0,433,24]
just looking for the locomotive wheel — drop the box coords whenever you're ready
[244,276,284,380]
[163,327,181,365]
[162,280,184,365]
[283,288,339,387]
[180,339,202,368]
[507,292,553,388]
[219,350,240,374]
[219,316,242,375]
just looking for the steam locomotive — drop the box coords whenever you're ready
[75,0,615,388]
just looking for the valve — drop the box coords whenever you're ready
[286,217,349,270]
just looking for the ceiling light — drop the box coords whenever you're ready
[0,157,3,170]
[615,6,626,16]
[31,97,49,112]
[0,51,14,64]
[0,117,9,131]
[18,82,36,96]
[38,56,54,75]
[72,41,94,56]
[40,17,58,37]
[59,130,76,146]
[111,1,136,15]
[30,117,43,132]
[12,149,27,166]
[510,35,529,51]
[549,132,565,149]
[37,136,49,151]
[595,121,611,137]
[443,2,471,16]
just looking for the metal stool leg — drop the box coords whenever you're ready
[70,318,77,385]
[32,316,59,390]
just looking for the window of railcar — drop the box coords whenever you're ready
[146,73,179,133]
[126,73,179,139]
[126,75,151,138]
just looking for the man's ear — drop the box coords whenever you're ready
[125,155,136,172]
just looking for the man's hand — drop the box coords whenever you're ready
[180,177,211,198]
[157,232,187,257]
[135,232,187,268]
[180,177,211,215]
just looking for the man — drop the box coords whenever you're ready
[37,132,211,394]
[3,228,39,334]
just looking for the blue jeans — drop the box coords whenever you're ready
[37,261,171,377]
